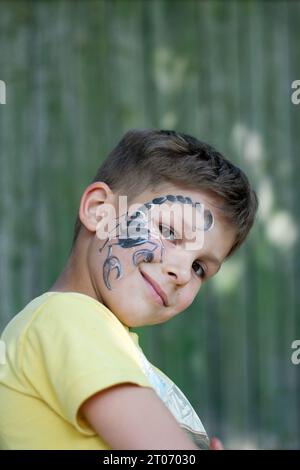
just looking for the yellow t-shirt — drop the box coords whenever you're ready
[0,292,153,449]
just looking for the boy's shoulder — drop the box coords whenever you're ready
[1,292,132,349]
[1,291,148,388]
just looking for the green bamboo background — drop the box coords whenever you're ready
[0,0,299,449]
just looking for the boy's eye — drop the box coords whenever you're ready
[158,223,206,279]
[159,223,176,241]
[192,260,205,279]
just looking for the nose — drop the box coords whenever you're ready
[161,250,192,286]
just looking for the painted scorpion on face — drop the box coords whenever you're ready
[98,195,214,290]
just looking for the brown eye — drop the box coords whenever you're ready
[192,261,205,278]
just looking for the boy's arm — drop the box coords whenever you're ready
[80,383,199,450]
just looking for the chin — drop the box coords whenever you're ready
[114,311,144,329]
[125,316,158,328]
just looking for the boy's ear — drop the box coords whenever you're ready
[79,182,116,233]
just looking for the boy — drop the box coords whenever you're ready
[0,129,258,450]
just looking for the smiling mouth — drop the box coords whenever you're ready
[140,271,168,307]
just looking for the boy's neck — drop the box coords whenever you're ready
[48,234,101,303]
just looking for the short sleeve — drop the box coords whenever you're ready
[20,293,153,435]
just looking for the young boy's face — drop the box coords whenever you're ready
[81,182,236,328]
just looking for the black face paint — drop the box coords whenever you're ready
[99,194,214,290]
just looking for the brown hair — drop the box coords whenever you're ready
[72,129,258,257]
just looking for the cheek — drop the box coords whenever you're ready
[107,254,134,287]
[176,288,198,311]
[93,243,133,287]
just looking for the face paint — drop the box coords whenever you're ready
[99,194,214,290]
[99,209,164,290]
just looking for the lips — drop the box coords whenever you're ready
[140,271,169,307]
